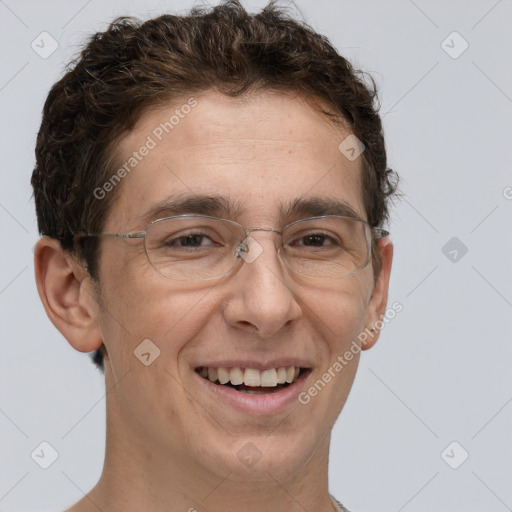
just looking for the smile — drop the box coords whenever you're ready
[196,365,304,394]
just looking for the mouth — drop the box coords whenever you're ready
[195,365,310,395]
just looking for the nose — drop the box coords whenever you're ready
[222,232,302,338]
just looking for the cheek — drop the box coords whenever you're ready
[99,263,217,365]
[307,273,372,347]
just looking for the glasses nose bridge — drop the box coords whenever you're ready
[243,226,283,251]
[242,226,283,254]
[245,226,282,235]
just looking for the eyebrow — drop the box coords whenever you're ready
[139,193,364,226]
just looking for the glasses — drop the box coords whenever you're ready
[76,214,389,281]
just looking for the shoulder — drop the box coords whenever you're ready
[331,495,352,512]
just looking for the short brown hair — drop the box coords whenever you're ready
[31,0,399,372]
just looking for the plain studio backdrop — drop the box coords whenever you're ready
[1,1,511,511]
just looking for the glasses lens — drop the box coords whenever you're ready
[145,216,244,280]
[144,215,371,281]
[281,217,371,278]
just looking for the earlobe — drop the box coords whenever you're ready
[362,237,393,351]
[34,236,104,353]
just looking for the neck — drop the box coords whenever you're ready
[76,408,336,511]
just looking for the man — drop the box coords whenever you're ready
[32,1,397,510]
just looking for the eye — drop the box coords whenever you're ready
[165,233,216,248]
[295,234,336,247]
[288,232,341,249]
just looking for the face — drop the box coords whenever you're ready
[88,90,388,483]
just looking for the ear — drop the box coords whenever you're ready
[34,236,103,353]
[362,237,393,350]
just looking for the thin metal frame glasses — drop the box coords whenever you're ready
[75,214,389,281]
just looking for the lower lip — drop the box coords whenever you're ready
[194,369,311,415]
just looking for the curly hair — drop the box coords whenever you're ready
[31,0,399,372]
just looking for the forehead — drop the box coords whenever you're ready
[104,90,366,230]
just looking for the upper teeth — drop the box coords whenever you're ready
[199,366,301,387]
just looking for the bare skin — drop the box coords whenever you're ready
[34,90,392,512]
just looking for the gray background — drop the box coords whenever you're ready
[1,0,511,510]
